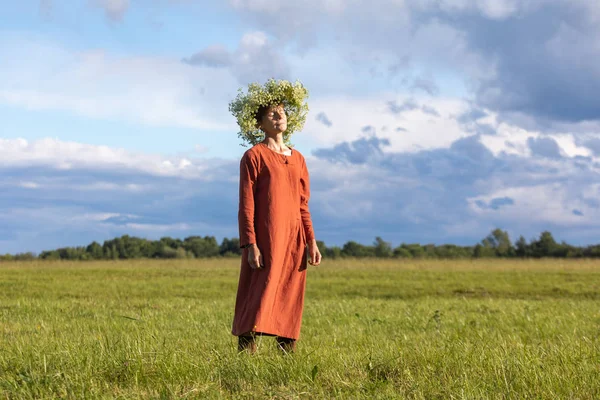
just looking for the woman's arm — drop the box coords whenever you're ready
[300,156,321,266]
[238,151,259,248]
[239,151,264,269]
[300,156,315,242]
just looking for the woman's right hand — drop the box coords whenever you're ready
[247,244,264,269]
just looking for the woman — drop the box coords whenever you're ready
[232,103,322,354]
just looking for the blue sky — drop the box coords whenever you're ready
[2,0,600,253]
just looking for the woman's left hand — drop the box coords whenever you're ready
[307,239,322,266]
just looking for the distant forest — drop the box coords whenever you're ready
[2,229,600,261]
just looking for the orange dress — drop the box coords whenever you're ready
[232,143,315,340]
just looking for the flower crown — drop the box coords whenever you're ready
[228,78,309,147]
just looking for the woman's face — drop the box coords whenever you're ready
[259,104,287,135]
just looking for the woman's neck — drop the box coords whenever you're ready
[262,134,287,151]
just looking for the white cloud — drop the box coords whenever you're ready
[119,222,191,232]
[228,0,600,133]
[2,134,600,253]
[468,183,600,227]
[183,45,232,68]
[0,36,237,131]
[93,0,130,21]
[307,131,600,243]
[5,0,600,252]
[0,137,225,179]
[230,0,345,13]
[412,0,531,19]
[230,0,557,21]
[233,31,290,83]
[70,212,124,222]
[41,0,130,21]
[184,31,290,84]
[479,120,598,160]
[40,0,53,17]
[299,94,470,152]
[19,181,40,189]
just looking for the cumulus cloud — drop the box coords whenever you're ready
[361,125,375,134]
[457,107,488,124]
[313,136,390,164]
[0,138,230,179]
[227,0,485,84]
[0,138,241,253]
[421,105,440,117]
[298,94,469,152]
[527,137,563,159]
[310,132,600,245]
[388,99,442,118]
[6,0,600,252]
[42,0,130,22]
[0,37,236,130]
[3,133,600,252]
[235,32,290,83]
[315,112,332,127]
[228,0,347,48]
[387,99,420,115]
[474,25,600,124]
[475,197,515,210]
[94,0,130,22]
[410,75,440,96]
[228,0,600,132]
[583,138,600,156]
[426,0,600,127]
[182,45,232,68]
[412,0,536,20]
[39,0,53,17]
[183,31,289,84]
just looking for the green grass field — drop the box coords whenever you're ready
[1,258,599,399]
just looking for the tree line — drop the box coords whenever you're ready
[2,229,600,261]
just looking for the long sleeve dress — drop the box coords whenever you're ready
[232,142,315,340]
